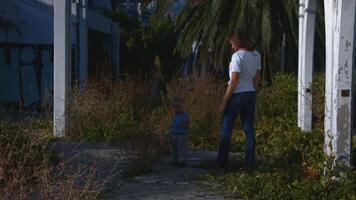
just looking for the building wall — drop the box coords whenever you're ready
[0,0,118,110]
[88,0,112,11]
[0,48,21,102]
[0,0,53,44]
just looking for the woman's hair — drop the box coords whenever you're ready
[230,28,252,49]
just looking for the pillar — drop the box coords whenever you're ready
[298,0,305,128]
[300,0,317,132]
[54,0,71,137]
[324,0,356,169]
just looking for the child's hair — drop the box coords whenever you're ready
[171,97,183,108]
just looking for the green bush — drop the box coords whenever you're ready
[204,73,356,199]
[257,73,297,119]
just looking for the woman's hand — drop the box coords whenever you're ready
[254,70,261,91]
[218,99,227,113]
[219,72,238,113]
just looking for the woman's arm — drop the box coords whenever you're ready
[218,72,239,113]
[254,70,261,91]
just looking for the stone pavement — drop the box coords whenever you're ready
[106,151,241,200]
[50,141,130,190]
[50,142,241,199]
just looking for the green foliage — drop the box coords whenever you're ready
[202,73,356,199]
[150,0,326,80]
[74,97,137,142]
[152,1,291,67]
[257,73,297,119]
[107,10,181,78]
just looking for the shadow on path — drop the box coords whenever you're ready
[105,151,241,200]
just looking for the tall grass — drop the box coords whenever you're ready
[163,76,225,149]
[0,76,170,199]
[69,76,170,178]
[68,75,226,148]
[3,72,351,199]
[0,122,104,199]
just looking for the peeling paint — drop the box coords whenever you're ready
[323,0,356,170]
[346,39,351,49]
[336,104,351,166]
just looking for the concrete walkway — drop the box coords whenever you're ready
[50,142,240,199]
[106,151,238,200]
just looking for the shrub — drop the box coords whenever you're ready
[69,77,151,143]
[257,73,297,119]
[151,76,225,150]
[69,77,169,178]
[204,73,356,199]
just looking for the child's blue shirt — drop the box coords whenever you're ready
[170,111,189,135]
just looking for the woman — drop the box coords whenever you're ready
[216,30,261,168]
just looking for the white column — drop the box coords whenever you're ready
[79,0,88,86]
[300,0,317,132]
[324,0,335,161]
[112,23,120,80]
[324,0,356,169]
[54,0,71,137]
[298,0,305,128]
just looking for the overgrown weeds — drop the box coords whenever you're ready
[69,76,169,180]
[0,123,104,199]
[203,73,356,199]
[3,72,356,199]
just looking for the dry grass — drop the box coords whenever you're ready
[0,74,229,199]
[69,74,227,147]
[160,76,225,149]
[69,76,153,142]
[0,132,105,199]
[69,76,170,181]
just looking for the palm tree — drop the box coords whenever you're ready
[144,0,325,83]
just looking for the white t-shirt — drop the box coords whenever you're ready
[229,50,261,93]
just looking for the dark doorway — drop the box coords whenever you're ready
[88,29,113,80]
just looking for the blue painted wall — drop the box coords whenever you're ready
[0,0,115,109]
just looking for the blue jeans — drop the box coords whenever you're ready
[216,92,256,167]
